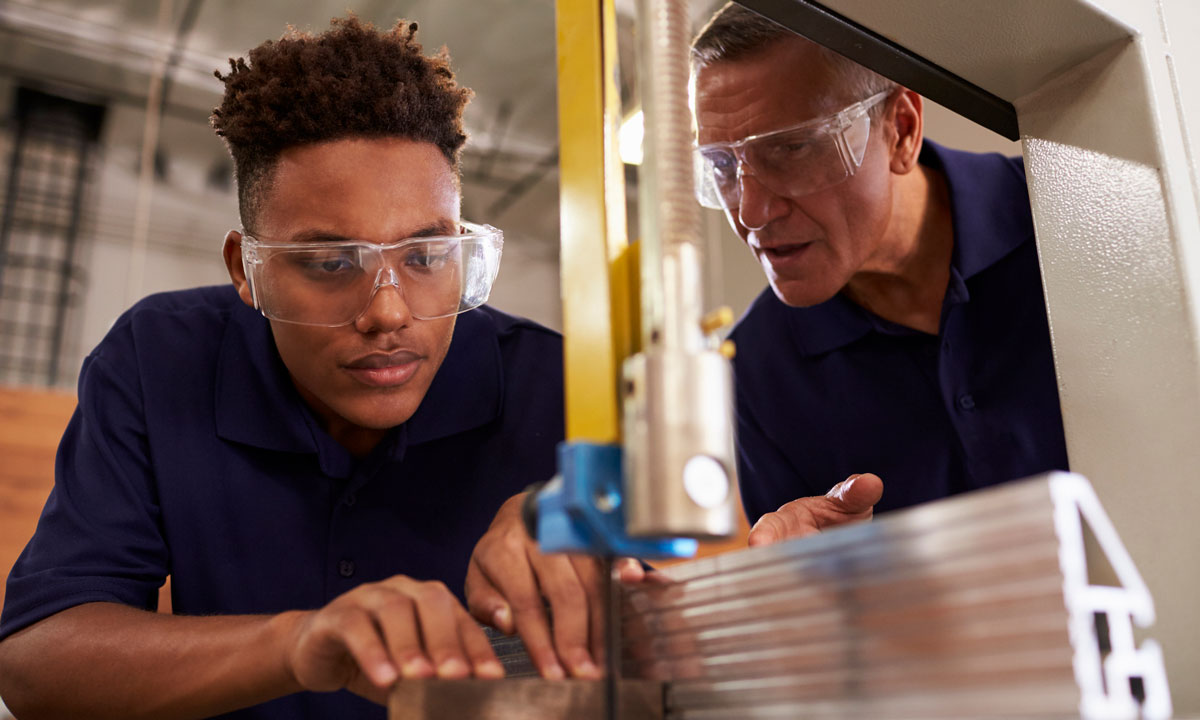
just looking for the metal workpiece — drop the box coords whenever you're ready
[622,348,738,540]
[388,678,665,720]
[438,474,1168,718]
[622,473,1171,719]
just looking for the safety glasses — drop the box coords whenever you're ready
[240,222,503,326]
[694,90,891,209]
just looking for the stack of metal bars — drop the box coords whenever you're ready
[620,473,1129,719]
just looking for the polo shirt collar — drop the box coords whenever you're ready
[214,304,504,457]
[405,308,504,445]
[785,139,1033,357]
[214,303,316,454]
[785,292,874,357]
[922,139,1035,280]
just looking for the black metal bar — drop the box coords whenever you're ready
[486,146,560,218]
[160,0,207,109]
[48,129,94,385]
[734,0,1019,140]
[0,91,31,295]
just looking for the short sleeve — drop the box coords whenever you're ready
[0,340,168,641]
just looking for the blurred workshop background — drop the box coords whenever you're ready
[0,2,1016,716]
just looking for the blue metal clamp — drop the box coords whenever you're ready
[534,441,698,559]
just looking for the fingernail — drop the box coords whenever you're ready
[375,662,399,685]
[575,659,601,679]
[437,658,470,678]
[401,657,433,678]
[828,476,858,501]
[492,606,512,632]
[477,660,505,679]
[543,663,565,680]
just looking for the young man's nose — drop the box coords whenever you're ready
[355,268,413,332]
[736,172,789,232]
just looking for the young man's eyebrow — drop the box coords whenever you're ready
[284,221,457,244]
[408,220,458,238]
[287,231,356,243]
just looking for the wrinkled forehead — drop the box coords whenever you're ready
[693,36,852,145]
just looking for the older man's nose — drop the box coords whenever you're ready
[737,172,789,232]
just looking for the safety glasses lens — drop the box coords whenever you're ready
[247,231,502,326]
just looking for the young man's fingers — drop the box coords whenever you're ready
[615,557,646,584]
[532,552,597,679]
[465,561,514,634]
[477,550,564,680]
[333,607,399,689]
[407,582,471,679]
[456,609,505,679]
[365,589,433,679]
[568,554,608,674]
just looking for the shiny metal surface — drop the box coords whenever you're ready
[623,473,1169,719]
[622,350,737,540]
[619,0,738,544]
[388,678,664,720]
[476,475,1169,718]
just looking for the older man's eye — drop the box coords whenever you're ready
[704,150,737,178]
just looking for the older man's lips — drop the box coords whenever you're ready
[756,242,813,268]
[344,350,422,388]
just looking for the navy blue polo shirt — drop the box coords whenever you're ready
[730,140,1069,522]
[1,285,563,719]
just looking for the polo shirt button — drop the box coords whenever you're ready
[957,393,976,411]
[338,559,355,577]
[343,492,357,507]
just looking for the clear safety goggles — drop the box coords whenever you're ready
[693,90,891,210]
[240,222,503,326]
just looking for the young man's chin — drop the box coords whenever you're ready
[337,395,424,431]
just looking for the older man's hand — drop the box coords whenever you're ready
[747,473,884,546]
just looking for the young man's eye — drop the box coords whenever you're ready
[406,251,449,269]
[319,257,354,272]
[294,251,361,277]
[404,243,455,270]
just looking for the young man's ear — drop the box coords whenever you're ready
[887,88,924,175]
[222,230,255,308]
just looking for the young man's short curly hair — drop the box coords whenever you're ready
[211,16,473,228]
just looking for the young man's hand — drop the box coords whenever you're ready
[464,492,643,680]
[279,575,503,705]
[747,473,884,546]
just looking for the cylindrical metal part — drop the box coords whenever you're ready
[636,0,705,352]
[628,0,737,541]
[623,349,737,539]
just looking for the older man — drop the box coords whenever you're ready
[691,4,1068,544]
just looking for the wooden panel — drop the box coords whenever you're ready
[0,386,76,610]
[0,386,172,614]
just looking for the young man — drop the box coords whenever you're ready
[0,17,563,719]
[691,5,1068,544]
